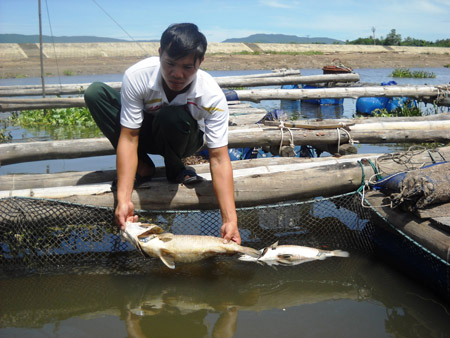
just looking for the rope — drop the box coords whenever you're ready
[277,120,296,156]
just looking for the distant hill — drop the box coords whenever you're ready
[223,33,343,44]
[0,34,158,43]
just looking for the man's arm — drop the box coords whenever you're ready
[208,146,241,244]
[115,126,140,229]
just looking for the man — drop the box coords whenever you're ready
[84,23,241,244]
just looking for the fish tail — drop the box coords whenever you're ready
[240,246,261,258]
[331,250,350,258]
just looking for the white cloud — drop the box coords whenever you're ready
[413,0,443,13]
[259,0,293,9]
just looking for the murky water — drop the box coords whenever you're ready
[0,254,449,338]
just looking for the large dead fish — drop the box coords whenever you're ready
[239,241,349,266]
[121,222,260,269]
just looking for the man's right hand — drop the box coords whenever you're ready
[115,201,138,230]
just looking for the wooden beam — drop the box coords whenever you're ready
[2,125,450,166]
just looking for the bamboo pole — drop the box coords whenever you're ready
[2,123,450,166]
[2,84,449,112]
[0,73,359,97]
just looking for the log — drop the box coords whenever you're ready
[0,71,301,97]
[3,146,449,191]
[2,84,449,112]
[0,72,359,97]
[235,85,450,102]
[0,156,326,190]
[0,155,380,210]
[2,124,450,165]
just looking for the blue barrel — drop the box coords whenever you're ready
[356,96,389,114]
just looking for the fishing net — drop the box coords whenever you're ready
[0,190,448,299]
[0,192,372,275]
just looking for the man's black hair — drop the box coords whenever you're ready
[160,23,207,62]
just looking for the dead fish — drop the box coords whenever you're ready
[239,241,349,266]
[122,222,260,269]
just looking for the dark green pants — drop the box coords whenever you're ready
[84,82,204,180]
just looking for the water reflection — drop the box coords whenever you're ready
[0,255,449,337]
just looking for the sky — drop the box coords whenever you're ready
[1,0,449,42]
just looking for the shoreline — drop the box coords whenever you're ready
[1,52,450,79]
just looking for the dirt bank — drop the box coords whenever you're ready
[1,52,449,79]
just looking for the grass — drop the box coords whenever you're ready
[390,68,436,78]
[444,64,450,68]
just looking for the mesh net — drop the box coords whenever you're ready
[0,192,448,299]
[1,193,373,275]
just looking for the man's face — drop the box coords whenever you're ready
[159,49,203,92]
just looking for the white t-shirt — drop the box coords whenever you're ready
[120,57,229,149]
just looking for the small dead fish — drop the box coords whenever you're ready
[122,222,260,269]
[239,241,349,266]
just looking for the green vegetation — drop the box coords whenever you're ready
[390,68,436,78]
[347,28,450,47]
[0,128,12,143]
[8,107,103,141]
[10,107,96,127]
[371,99,445,118]
[63,69,75,76]
[445,64,450,68]
[372,104,421,118]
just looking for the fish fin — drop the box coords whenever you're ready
[241,246,261,258]
[137,224,164,238]
[159,250,176,269]
[331,250,350,258]
[270,241,279,249]
[158,233,174,242]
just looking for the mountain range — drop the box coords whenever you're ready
[223,34,343,44]
[0,33,342,44]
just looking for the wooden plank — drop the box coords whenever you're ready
[430,217,450,233]
[414,202,450,218]
[364,191,450,262]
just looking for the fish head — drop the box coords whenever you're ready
[121,222,164,251]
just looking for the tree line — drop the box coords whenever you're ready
[347,29,450,47]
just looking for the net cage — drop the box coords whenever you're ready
[0,192,448,299]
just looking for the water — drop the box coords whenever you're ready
[2,67,449,175]
[0,255,449,338]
